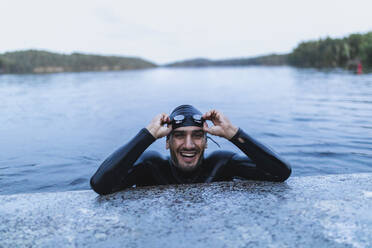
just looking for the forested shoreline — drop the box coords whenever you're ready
[168,31,372,72]
[288,31,372,69]
[0,50,156,74]
[166,54,288,67]
[1,31,371,74]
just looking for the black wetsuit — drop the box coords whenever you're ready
[90,128,291,195]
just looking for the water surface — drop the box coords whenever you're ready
[1,67,371,194]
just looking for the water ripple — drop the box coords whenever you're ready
[69,178,88,186]
[1,67,372,194]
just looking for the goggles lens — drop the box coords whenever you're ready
[172,114,203,124]
[173,115,185,124]
[192,114,202,123]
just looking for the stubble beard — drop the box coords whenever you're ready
[170,148,205,172]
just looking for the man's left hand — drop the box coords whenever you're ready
[202,110,238,140]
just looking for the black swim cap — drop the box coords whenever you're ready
[169,104,204,130]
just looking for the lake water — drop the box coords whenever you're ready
[1,66,371,195]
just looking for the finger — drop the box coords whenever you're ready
[211,110,221,119]
[203,110,213,120]
[203,121,209,129]
[206,110,216,119]
[160,113,169,125]
[166,125,172,132]
[164,125,173,136]
[210,110,223,125]
[203,121,212,134]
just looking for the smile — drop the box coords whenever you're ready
[180,151,197,158]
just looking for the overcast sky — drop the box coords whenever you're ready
[1,0,371,64]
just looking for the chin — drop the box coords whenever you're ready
[177,163,199,172]
[172,153,204,172]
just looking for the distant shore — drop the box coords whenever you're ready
[167,31,372,73]
[1,31,371,74]
[165,54,289,67]
[0,50,156,74]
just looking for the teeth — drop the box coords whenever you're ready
[181,152,196,157]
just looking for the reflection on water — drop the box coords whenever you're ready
[0,67,371,194]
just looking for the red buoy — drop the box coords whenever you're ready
[357,62,363,74]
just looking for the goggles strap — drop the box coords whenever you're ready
[207,135,221,148]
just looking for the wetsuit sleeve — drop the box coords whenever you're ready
[229,128,291,181]
[90,128,156,195]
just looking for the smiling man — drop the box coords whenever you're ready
[90,105,291,195]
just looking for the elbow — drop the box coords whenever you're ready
[277,164,292,182]
[90,176,111,195]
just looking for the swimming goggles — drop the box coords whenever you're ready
[172,114,203,125]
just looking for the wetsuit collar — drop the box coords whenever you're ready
[169,158,204,184]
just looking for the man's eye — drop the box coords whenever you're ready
[193,133,204,138]
[174,133,184,138]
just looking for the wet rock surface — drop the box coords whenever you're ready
[1,173,372,248]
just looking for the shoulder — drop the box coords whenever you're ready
[202,151,237,178]
[204,150,253,168]
[136,150,171,177]
[205,150,236,164]
[137,150,166,164]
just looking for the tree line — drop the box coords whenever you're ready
[288,32,372,69]
[1,31,371,74]
[0,50,156,74]
[168,31,372,72]
[166,54,288,67]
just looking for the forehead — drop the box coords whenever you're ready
[173,126,203,132]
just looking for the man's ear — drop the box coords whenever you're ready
[166,139,169,149]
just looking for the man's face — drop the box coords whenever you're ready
[166,126,207,172]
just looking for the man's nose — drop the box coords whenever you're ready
[184,135,195,149]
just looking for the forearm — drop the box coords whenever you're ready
[230,128,291,181]
[90,128,156,194]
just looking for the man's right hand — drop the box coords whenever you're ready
[146,113,172,139]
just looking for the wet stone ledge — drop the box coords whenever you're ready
[1,173,372,248]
